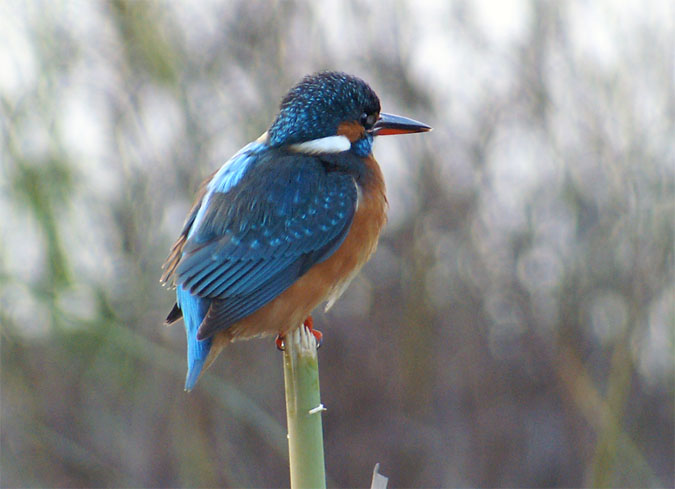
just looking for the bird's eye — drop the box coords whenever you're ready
[360,112,377,129]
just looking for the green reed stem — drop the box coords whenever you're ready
[282,326,326,489]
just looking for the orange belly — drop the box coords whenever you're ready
[203,158,387,371]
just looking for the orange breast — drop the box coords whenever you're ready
[203,155,387,369]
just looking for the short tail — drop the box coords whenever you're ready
[176,285,213,391]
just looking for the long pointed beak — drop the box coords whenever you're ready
[372,112,432,136]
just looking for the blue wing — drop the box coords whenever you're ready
[163,141,267,390]
[172,146,357,341]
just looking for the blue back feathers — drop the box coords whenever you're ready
[177,149,357,332]
[189,141,265,242]
[173,146,360,390]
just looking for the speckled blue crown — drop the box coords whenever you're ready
[268,71,381,146]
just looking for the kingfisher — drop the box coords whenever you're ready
[161,71,430,390]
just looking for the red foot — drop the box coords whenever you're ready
[303,316,323,347]
[275,316,323,351]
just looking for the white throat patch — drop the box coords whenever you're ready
[289,135,351,154]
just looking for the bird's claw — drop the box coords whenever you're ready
[304,316,323,348]
[275,334,285,351]
[275,316,322,351]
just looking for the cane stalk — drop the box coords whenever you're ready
[282,325,326,489]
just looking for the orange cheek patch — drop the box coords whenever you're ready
[337,121,366,143]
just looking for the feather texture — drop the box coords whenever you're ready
[163,146,359,349]
[158,72,426,389]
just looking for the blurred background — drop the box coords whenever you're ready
[1,0,673,487]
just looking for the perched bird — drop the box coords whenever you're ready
[161,71,430,390]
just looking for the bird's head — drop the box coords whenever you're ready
[268,71,430,156]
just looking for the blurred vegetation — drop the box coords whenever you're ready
[1,1,673,487]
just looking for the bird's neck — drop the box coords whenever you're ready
[317,150,379,187]
[359,153,387,207]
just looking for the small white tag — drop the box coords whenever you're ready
[308,404,327,415]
